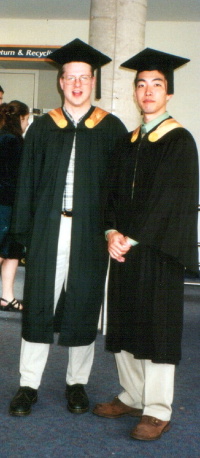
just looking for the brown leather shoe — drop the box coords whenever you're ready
[93,396,142,418]
[131,415,171,441]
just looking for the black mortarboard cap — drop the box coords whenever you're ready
[120,48,190,94]
[49,38,111,99]
[0,85,4,93]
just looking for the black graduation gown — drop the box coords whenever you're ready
[105,118,199,364]
[0,130,24,259]
[0,130,23,206]
[12,105,127,346]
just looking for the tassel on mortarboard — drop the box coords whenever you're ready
[96,67,101,100]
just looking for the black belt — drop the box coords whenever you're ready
[61,210,73,217]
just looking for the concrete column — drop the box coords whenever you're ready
[89,0,147,130]
[89,0,116,113]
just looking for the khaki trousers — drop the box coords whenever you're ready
[115,350,175,421]
[20,215,94,390]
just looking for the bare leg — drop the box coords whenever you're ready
[0,258,22,309]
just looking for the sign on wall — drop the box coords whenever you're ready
[0,45,59,61]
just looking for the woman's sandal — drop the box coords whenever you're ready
[0,297,23,312]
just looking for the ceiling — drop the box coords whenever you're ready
[1,0,200,21]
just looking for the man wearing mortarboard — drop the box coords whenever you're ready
[9,39,127,416]
[93,48,199,440]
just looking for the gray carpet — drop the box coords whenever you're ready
[0,269,199,457]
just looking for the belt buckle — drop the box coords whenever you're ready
[62,210,73,217]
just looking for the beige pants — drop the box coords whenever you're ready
[20,215,94,389]
[115,350,175,421]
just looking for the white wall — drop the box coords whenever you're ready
[145,22,200,154]
[0,18,89,45]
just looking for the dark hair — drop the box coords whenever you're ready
[134,68,170,92]
[0,100,29,136]
[0,85,4,93]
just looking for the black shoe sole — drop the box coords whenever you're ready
[67,404,89,414]
[9,408,32,416]
[9,397,37,416]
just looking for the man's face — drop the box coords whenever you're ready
[134,70,172,119]
[59,62,95,109]
[0,91,3,105]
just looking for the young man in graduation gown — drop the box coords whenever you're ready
[93,48,199,440]
[9,38,127,416]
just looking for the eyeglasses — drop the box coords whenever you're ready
[62,75,93,85]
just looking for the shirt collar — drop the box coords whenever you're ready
[63,105,91,127]
[141,111,170,135]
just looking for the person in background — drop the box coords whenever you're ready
[9,39,127,417]
[0,100,29,311]
[93,48,199,441]
[0,86,4,105]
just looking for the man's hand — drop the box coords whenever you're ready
[107,231,132,262]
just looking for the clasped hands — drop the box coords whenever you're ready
[107,230,132,263]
